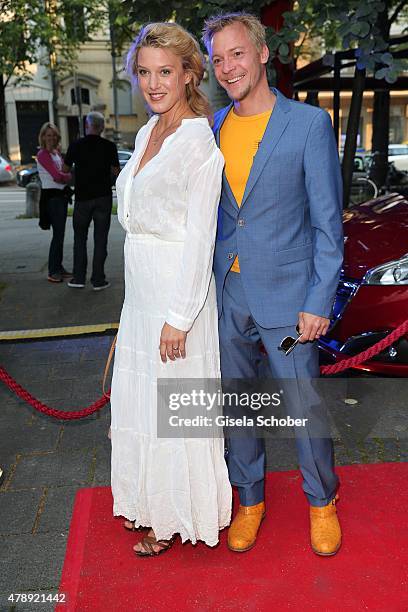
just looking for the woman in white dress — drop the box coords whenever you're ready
[110,22,231,556]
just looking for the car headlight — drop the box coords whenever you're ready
[363,254,408,285]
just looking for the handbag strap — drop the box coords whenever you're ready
[103,334,117,399]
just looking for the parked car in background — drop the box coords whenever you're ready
[319,193,408,376]
[16,164,39,187]
[388,144,408,171]
[0,156,15,183]
[117,149,133,171]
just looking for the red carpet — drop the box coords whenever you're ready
[57,463,408,612]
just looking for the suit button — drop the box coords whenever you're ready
[227,253,234,260]
[238,219,245,227]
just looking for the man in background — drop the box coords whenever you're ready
[64,112,120,291]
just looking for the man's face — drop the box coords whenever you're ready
[210,22,269,103]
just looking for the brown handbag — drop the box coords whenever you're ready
[103,334,117,400]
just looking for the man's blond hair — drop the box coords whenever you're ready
[202,12,266,54]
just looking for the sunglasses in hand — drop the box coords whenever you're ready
[278,325,303,356]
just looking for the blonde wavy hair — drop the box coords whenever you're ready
[38,122,61,149]
[126,22,211,121]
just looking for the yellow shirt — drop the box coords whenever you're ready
[220,108,272,272]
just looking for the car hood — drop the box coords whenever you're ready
[342,193,408,279]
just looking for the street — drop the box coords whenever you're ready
[0,185,26,220]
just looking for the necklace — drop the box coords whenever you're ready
[151,109,189,146]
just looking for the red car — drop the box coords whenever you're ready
[319,193,408,376]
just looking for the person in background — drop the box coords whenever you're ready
[63,112,120,291]
[37,122,72,283]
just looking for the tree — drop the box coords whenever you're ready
[368,1,408,188]
[120,0,408,204]
[0,0,105,158]
[273,0,407,205]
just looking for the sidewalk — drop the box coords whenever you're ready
[0,197,407,610]
[0,334,407,610]
[0,198,124,333]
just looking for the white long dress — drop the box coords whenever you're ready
[110,116,232,546]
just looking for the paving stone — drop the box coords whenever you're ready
[359,438,381,463]
[50,360,103,380]
[58,417,111,451]
[0,490,42,535]
[333,441,351,466]
[35,486,81,534]
[381,438,400,462]
[0,363,51,384]
[0,418,61,457]
[16,379,74,402]
[9,449,94,490]
[2,349,81,366]
[0,590,59,612]
[0,533,67,594]
[0,402,35,428]
[398,437,408,461]
[93,444,111,485]
[341,444,363,464]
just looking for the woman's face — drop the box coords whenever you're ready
[136,46,191,115]
[44,128,58,149]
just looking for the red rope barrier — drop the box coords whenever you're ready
[0,319,407,419]
[320,319,408,375]
[0,366,109,420]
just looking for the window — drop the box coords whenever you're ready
[116,80,132,115]
[70,88,90,106]
[389,145,408,156]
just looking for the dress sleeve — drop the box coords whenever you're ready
[165,139,224,332]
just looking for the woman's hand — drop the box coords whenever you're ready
[159,323,187,363]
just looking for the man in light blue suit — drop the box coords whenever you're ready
[203,12,344,555]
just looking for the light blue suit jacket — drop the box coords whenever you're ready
[213,87,344,328]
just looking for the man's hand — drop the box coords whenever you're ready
[298,312,330,343]
[159,323,187,363]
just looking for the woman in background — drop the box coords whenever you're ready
[37,123,72,283]
[110,22,231,556]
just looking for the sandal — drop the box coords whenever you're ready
[134,533,176,557]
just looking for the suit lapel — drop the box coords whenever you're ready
[214,104,240,213]
[240,88,291,208]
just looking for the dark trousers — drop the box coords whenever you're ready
[72,195,112,286]
[47,194,68,275]
[219,271,338,508]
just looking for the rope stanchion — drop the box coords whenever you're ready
[0,319,407,420]
[0,366,109,420]
[320,319,408,375]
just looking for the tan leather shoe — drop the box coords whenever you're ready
[310,495,341,556]
[228,501,265,552]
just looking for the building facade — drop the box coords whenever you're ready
[5,33,149,164]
